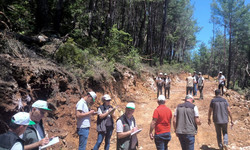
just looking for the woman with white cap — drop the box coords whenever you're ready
[93,94,115,150]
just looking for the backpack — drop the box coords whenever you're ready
[198,77,203,86]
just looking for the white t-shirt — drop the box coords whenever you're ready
[116,116,137,149]
[193,76,197,83]
[219,75,225,85]
[76,98,90,128]
[116,117,136,133]
[165,78,171,87]
[174,105,199,117]
[198,77,204,86]
[156,77,164,86]
[97,108,112,126]
[11,142,23,150]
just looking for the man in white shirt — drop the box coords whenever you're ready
[218,71,226,96]
[156,73,164,98]
[22,100,52,150]
[116,102,139,150]
[197,72,205,100]
[0,112,35,150]
[76,91,97,150]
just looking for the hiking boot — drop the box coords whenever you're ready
[223,144,228,150]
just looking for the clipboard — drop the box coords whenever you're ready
[41,137,59,149]
[108,108,116,115]
[131,129,142,136]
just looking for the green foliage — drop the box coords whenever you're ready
[56,38,89,69]
[121,48,142,72]
[103,25,133,61]
[56,37,115,81]
[5,0,35,33]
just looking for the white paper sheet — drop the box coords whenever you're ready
[131,128,142,136]
[41,137,59,149]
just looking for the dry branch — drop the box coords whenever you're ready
[0,11,11,29]
[246,64,250,77]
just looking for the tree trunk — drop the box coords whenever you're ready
[146,1,153,66]
[209,19,214,76]
[223,22,227,76]
[227,18,232,89]
[159,0,168,65]
[54,0,64,33]
[138,0,146,49]
[36,0,49,32]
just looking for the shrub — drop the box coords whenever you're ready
[103,24,133,61]
[121,48,142,73]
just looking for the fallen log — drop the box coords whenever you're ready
[4,31,49,45]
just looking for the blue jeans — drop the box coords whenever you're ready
[214,123,228,148]
[193,83,197,96]
[178,134,195,150]
[77,128,89,150]
[93,126,113,150]
[154,132,171,150]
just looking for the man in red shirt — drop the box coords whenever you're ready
[149,95,172,150]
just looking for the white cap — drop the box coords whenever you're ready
[219,71,222,74]
[32,100,51,111]
[158,95,166,101]
[103,94,111,101]
[159,73,163,75]
[185,95,194,100]
[164,73,167,76]
[126,102,135,109]
[88,91,97,102]
[198,72,202,75]
[11,112,35,125]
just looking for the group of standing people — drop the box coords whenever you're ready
[76,91,138,150]
[75,88,233,150]
[156,73,171,99]
[0,100,53,150]
[186,71,226,100]
[186,71,205,100]
[0,70,231,150]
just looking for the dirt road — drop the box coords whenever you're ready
[102,76,250,150]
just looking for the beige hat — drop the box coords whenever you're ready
[103,94,111,101]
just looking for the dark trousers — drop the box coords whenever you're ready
[218,84,224,96]
[157,85,163,98]
[198,86,203,99]
[214,123,228,148]
[164,87,170,98]
[186,87,193,95]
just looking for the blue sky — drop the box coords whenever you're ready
[191,0,250,50]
